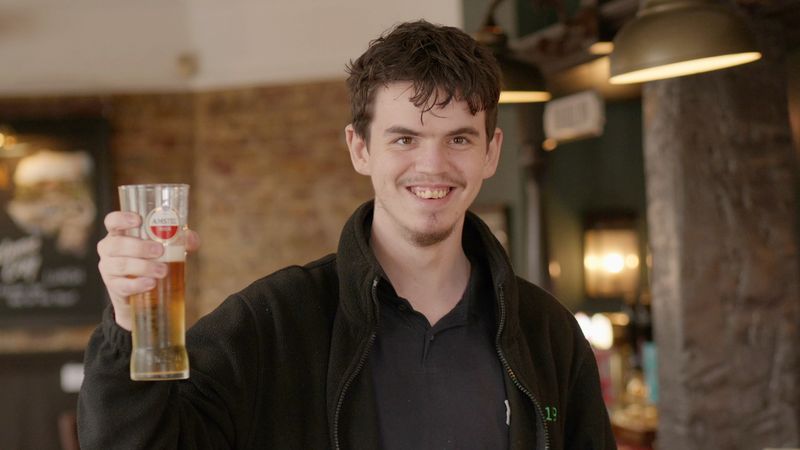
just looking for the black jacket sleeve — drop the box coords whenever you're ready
[77,295,264,450]
[564,338,617,450]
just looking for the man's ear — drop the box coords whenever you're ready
[345,124,371,176]
[482,127,504,179]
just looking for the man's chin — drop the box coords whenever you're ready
[407,225,455,247]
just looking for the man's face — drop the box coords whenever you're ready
[346,82,502,247]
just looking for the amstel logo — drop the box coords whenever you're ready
[145,207,180,242]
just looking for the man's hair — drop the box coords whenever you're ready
[346,20,501,143]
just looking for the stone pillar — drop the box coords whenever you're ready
[643,18,800,449]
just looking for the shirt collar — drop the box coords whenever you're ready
[376,254,486,328]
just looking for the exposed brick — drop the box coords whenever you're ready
[0,79,372,349]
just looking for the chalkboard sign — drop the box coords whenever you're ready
[0,118,111,327]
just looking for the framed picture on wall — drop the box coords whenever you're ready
[0,118,111,327]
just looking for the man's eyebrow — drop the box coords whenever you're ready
[382,126,481,137]
[447,127,481,137]
[383,126,421,136]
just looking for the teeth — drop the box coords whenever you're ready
[412,187,449,199]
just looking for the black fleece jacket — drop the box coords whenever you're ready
[77,201,615,450]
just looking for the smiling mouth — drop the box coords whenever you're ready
[408,186,453,200]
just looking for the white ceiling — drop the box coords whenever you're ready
[0,0,462,95]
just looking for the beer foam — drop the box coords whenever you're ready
[157,245,186,262]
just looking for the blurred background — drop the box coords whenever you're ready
[0,0,797,449]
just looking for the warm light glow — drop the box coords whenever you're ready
[584,254,598,270]
[575,312,592,339]
[0,130,19,152]
[584,228,640,298]
[542,138,558,152]
[591,313,614,350]
[586,252,639,274]
[548,260,562,278]
[608,312,630,327]
[602,253,625,274]
[589,41,614,55]
[499,90,552,103]
[0,127,24,158]
[609,52,761,84]
[576,312,620,350]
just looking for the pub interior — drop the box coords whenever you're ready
[0,0,797,449]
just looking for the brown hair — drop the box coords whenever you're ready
[346,20,501,143]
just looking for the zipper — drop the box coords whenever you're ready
[333,277,379,450]
[494,282,550,450]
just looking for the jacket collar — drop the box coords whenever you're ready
[335,200,521,338]
[335,201,383,330]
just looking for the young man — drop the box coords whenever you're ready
[79,21,615,449]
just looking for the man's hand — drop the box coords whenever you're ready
[97,211,200,331]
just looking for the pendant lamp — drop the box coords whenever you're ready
[496,52,552,103]
[609,0,761,84]
[475,0,551,103]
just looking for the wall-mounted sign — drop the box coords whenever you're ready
[543,90,605,143]
[0,118,110,327]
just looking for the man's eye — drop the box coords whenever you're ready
[452,136,470,145]
[395,137,414,145]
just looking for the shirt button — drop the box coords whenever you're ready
[397,304,408,311]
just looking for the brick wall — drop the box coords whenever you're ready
[194,82,373,314]
[0,79,373,351]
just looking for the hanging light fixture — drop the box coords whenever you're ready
[496,53,552,103]
[475,0,551,103]
[588,16,617,56]
[608,0,762,84]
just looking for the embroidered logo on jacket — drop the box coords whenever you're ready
[544,406,558,422]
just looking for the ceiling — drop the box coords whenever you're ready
[0,0,461,96]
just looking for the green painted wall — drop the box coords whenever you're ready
[501,0,647,311]
[464,0,649,299]
[541,100,647,311]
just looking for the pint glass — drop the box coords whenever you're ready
[119,184,190,381]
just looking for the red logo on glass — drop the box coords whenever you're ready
[145,208,180,242]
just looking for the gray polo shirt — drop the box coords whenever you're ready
[369,257,510,450]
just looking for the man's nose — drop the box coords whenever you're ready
[414,142,448,173]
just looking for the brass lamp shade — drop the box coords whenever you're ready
[609,0,761,84]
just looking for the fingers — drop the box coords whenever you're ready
[99,210,195,331]
[99,255,167,280]
[104,211,141,236]
[97,235,163,260]
[99,254,167,301]
[98,214,167,302]
[105,276,157,299]
[185,229,201,252]
[104,211,201,252]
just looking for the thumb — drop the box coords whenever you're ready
[185,229,201,252]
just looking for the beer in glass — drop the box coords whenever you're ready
[119,184,190,381]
